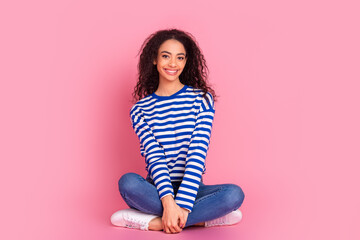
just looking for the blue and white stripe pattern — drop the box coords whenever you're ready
[129,84,215,212]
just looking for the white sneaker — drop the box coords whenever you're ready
[204,209,243,227]
[110,208,159,231]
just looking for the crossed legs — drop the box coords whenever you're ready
[118,172,245,229]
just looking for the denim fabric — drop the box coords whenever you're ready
[118,172,245,227]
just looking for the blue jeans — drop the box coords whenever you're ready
[118,172,245,227]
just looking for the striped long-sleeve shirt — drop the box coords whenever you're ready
[129,84,215,213]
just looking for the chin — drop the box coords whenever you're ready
[160,74,181,82]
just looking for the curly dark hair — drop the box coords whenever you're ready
[131,28,217,104]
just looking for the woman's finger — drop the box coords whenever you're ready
[173,221,182,233]
[164,225,171,234]
[169,223,179,233]
[179,215,185,228]
[162,220,170,234]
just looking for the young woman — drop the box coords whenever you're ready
[111,29,245,234]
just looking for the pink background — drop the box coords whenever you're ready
[1,0,359,239]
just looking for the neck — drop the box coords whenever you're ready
[155,81,184,96]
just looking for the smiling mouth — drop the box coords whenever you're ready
[164,68,179,75]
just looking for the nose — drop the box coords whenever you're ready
[169,57,177,67]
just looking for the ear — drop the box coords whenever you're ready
[153,59,156,65]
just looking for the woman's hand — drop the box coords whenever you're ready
[161,195,189,234]
[179,207,189,228]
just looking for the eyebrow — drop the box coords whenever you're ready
[160,51,186,56]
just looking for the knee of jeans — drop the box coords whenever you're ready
[118,172,139,195]
[224,184,245,209]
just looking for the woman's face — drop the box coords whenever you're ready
[153,39,187,84]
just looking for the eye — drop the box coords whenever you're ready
[178,57,184,60]
[162,55,169,58]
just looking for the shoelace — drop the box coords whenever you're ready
[123,214,148,230]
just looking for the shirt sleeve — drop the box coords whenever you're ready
[130,104,174,200]
[174,92,216,212]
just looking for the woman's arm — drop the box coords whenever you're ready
[174,92,216,213]
[130,104,174,200]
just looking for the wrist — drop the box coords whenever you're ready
[161,195,175,206]
[182,207,190,213]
